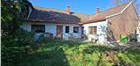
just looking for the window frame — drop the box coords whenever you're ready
[31,24,45,33]
[73,26,79,33]
[65,26,69,33]
[88,26,97,35]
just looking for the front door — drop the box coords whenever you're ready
[56,25,63,38]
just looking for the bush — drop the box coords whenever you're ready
[1,29,36,66]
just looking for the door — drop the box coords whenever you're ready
[56,25,63,38]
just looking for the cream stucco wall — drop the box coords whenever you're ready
[82,21,108,44]
[62,24,82,40]
[45,24,56,36]
[20,23,82,40]
[20,21,108,43]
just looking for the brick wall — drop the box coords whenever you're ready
[108,4,139,40]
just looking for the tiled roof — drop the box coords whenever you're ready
[29,6,89,24]
[81,3,128,24]
[29,3,128,24]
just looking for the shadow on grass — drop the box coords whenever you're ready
[19,47,70,66]
[19,38,140,66]
[42,38,90,49]
[19,38,89,66]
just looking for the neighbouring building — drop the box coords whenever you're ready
[81,1,139,43]
[137,15,140,42]
[21,1,139,44]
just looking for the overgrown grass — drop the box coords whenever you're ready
[19,39,140,66]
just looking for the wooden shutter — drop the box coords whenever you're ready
[89,26,97,35]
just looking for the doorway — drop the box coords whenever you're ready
[56,25,63,38]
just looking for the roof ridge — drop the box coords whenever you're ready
[33,6,90,16]
[90,3,128,16]
[33,6,64,11]
[104,3,128,12]
[106,1,133,18]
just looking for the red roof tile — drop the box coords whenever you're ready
[29,6,89,24]
[29,3,128,24]
[81,3,128,24]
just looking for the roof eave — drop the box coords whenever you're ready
[28,20,79,24]
[80,19,106,24]
[106,0,134,19]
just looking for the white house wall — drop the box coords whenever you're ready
[45,23,56,36]
[62,24,82,40]
[20,23,82,40]
[45,24,82,39]
[83,21,108,44]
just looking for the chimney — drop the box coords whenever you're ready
[96,8,100,13]
[66,5,71,14]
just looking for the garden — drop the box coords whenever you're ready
[18,39,140,66]
[2,0,140,66]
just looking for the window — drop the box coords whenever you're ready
[88,26,97,34]
[73,27,79,33]
[65,26,69,33]
[31,25,45,33]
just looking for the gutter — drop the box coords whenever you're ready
[106,0,134,19]
[79,19,106,24]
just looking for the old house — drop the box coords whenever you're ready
[21,0,139,43]
[21,5,89,40]
[81,1,139,43]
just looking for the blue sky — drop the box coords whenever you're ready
[29,0,140,14]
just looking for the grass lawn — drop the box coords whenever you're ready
[19,39,140,66]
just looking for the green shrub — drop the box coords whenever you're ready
[1,30,36,66]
